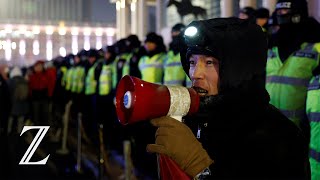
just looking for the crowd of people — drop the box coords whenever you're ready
[0,22,189,179]
[0,0,320,179]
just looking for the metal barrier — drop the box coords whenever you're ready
[57,101,72,155]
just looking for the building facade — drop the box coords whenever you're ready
[0,0,116,66]
[113,0,320,43]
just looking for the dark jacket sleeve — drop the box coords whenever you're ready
[94,62,103,81]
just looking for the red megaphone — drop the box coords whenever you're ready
[115,75,200,180]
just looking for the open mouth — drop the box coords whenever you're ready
[193,86,208,96]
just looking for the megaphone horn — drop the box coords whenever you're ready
[115,75,199,125]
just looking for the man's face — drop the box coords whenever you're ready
[74,56,80,64]
[171,31,180,37]
[238,12,249,20]
[34,63,43,72]
[189,54,219,96]
[144,42,157,52]
[88,57,96,64]
[256,18,268,27]
[105,51,113,61]
[276,8,290,15]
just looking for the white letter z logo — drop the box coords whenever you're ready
[19,126,50,165]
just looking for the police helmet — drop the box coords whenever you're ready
[275,0,308,24]
[126,34,141,49]
[87,49,98,58]
[76,49,88,61]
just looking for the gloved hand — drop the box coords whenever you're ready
[147,116,213,177]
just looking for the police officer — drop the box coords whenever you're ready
[147,18,309,179]
[307,73,320,180]
[238,6,256,23]
[122,35,146,79]
[70,51,86,121]
[163,23,187,86]
[112,39,131,90]
[138,32,167,84]
[266,1,320,179]
[255,8,270,32]
[95,45,121,149]
[84,49,102,144]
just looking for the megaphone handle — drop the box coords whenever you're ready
[158,154,191,180]
[156,115,190,180]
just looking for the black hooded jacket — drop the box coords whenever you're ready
[182,18,310,179]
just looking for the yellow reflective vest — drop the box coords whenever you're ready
[60,66,68,87]
[163,51,186,86]
[306,75,320,180]
[138,53,166,84]
[65,68,74,91]
[71,66,85,94]
[266,42,320,126]
[85,60,103,95]
[99,64,112,96]
[112,53,131,89]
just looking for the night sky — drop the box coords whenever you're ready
[91,0,116,25]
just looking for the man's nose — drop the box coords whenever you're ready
[191,62,205,80]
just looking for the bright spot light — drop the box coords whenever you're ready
[184,26,198,37]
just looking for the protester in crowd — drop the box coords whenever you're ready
[28,60,50,125]
[7,67,29,134]
[147,18,309,179]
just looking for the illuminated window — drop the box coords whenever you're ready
[72,35,78,55]
[33,40,40,55]
[84,35,90,51]
[19,40,26,56]
[96,36,102,49]
[46,40,53,60]
[5,39,11,61]
[59,47,66,57]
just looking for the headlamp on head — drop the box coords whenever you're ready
[184,26,197,37]
[183,24,218,62]
[184,26,205,47]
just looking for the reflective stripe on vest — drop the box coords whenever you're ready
[308,76,320,90]
[266,43,320,126]
[310,148,320,163]
[165,80,184,85]
[308,112,320,122]
[99,65,112,95]
[139,53,165,84]
[266,76,310,87]
[165,62,182,67]
[279,109,306,120]
[139,63,163,70]
[185,77,192,88]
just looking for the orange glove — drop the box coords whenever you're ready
[147,116,213,177]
